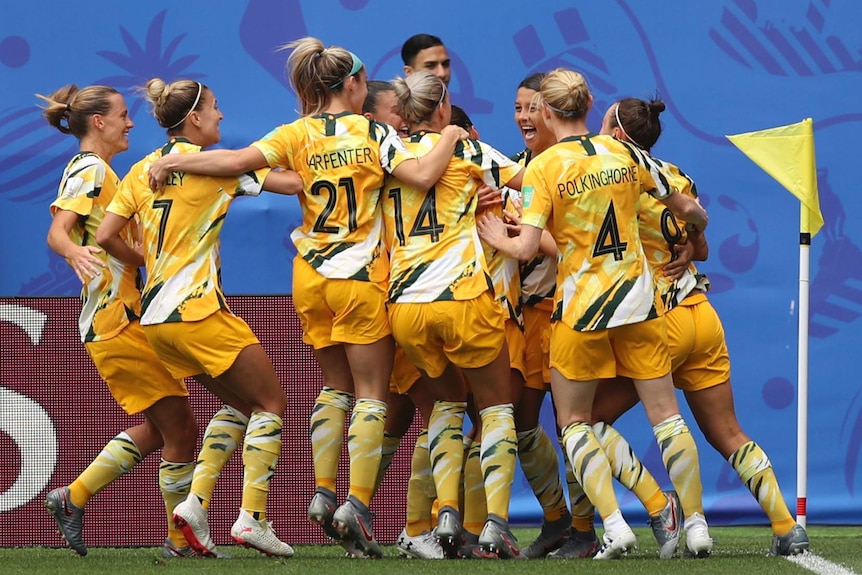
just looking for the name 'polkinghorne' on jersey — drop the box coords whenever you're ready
[558,165,638,197]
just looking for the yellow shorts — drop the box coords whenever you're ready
[522,305,551,391]
[389,291,505,378]
[293,255,390,348]
[505,319,526,381]
[86,319,188,415]
[143,310,260,379]
[550,316,671,381]
[390,344,422,395]
[667,292,731,391]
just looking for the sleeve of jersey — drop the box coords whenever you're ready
[374,121,415,173]
[623,141,674,200]
[476,141,522,188]
[250,125,292,169]
[669,163,697,199]
[233,167,272,197]
[106,170,140,220]
[49,158,102,216]
[519,164,550,230]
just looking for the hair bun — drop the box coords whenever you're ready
[648,100,666,115]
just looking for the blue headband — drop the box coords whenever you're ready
[328,51,363,89]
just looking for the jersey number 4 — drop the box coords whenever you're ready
[593,200,628,261]
[388,186,445,246]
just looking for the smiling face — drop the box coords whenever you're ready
[97,93,134,154]
[194,89,224,148]
[515,87,554,154]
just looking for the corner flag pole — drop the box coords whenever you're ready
[797,205,810,529]
[726,118,822,529]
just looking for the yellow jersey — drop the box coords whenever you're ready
[107,138,269,325]
[50,152,142,342]
[383,133,522,303]
[520,133,674,331]
[511,149,556,313]
[638,157,702,312]
[482,187,523,326]
[252,112,415,282]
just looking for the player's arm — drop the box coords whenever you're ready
[477,213,542,261]
[539,230,557,257]
[390,124,468,191]
[660,192,708,232]
[149,147,269,191]
[686,228,708,261]
[46,209,104,283]
[626,141,709,231]
[95,213,144,267]
[262,169,304,196]
[501,167,524,191]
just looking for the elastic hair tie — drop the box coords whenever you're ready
[65,103,72,113]
[614,103,646,149]
[545,101,582,118]
[167,82,202,130]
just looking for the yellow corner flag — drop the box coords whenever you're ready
[727,118,823,236]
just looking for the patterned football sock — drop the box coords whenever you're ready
[428,401,467,511]
[593,421,667,516]
[462,440,487,536]
[562,421,620,521]
[405,430,437,537]
[562,438,596,532]
[310,387,352,493]
[347,398,387,506]
[517,426,568,521]
[191,405,247,507]
[653,414,704,518]
[373,431,402,496]
[69,431,142,507]
[241,411,283,519]
[729,441,796,535]
[159,460,194,548]
[479,403,517,521]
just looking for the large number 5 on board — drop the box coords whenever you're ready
[592,200,628,261]
[311,177,358,234]
[152,199,173,258]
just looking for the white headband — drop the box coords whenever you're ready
[167,82,202,130]
[614,103,646,149]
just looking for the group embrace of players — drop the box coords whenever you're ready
[40,31,809,561]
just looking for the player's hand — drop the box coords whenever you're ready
[147,156,173,192]
[67,245,104,283]
[476,184,502,214]
[476,212,508,249]
[441,124,469,141]
[502,208,521,237]
[664,239,694,280]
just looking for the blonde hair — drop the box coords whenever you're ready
[391,71,446,126]
[36,84,120,139]
[143,78,206,131]
[540,68,590,120]
[284,36,362,116]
